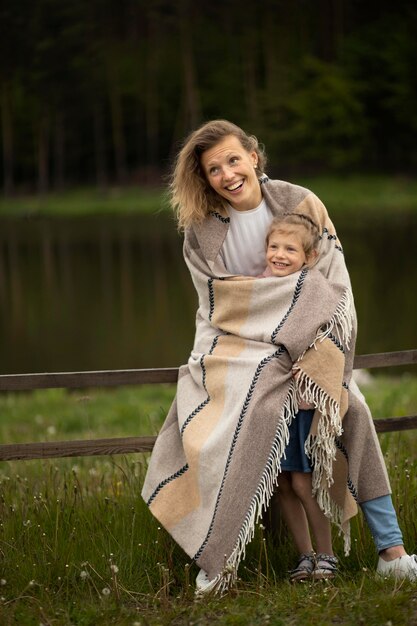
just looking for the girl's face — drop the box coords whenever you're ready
[266,229,311,277]
[200,135,262,211]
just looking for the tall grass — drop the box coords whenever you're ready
[0,375,416,625]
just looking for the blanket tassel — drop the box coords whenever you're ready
[207,381,298,595]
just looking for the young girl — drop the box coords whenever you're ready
[260,213,318,278]
[261,213,338,581]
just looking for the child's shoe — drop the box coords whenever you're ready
[289,552,316,582]
[377,554,417,581]
[312,553,338,580]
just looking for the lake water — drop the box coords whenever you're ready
[0,212,416,375]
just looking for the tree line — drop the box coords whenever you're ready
[1,0,416,195]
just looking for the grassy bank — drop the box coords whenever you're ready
[1,175,417,218]
[0,375,416,625]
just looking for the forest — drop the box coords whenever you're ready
[1,0,416,194]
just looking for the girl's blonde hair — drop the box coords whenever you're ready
[266,213,320,258]
[169,119,267,230]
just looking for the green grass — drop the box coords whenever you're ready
[0,186,170,218]
[297,174,417,216]
[0,375,416,625]
[1,175,417,218]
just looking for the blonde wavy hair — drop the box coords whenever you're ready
[169,119,267,230]
[266,213,320,259]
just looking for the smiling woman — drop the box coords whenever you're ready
[200,135,262,211]
[169,119,267,230]
[142,119,417,596]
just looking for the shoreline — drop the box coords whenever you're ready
[1,174,417,218]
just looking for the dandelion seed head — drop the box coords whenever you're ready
[46,426,56,436]
[0,579,6,586]
[29,579,35,587]
[80,570,88,580]
[110,564,119,574]
[102,587,111,596]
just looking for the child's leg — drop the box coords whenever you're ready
[290,471,333,555]
[276,471,313,554]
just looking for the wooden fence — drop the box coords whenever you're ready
[0,349,416,462]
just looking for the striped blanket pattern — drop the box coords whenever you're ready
[141,178,391,593]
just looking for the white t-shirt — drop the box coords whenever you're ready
[220,199,273,276]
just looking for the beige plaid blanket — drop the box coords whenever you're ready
[141,178,391,593]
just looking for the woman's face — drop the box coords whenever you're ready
[200,135,262,211]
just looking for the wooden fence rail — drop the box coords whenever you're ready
[0,349,416,462]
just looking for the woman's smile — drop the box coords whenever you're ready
[225,180,244,192]
[201,135,262,211]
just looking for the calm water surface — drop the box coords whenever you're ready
[0,212,416,375]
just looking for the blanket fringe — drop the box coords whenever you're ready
[296,370,342,491]
[290,288,355,556]
[295,370,352,556]
[314,288,355,350]
[208,380,298,595]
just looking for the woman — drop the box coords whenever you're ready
[142,119,416,594]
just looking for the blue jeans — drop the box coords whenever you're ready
[360,495,403,552]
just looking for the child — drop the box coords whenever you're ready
[261,213,338,582]
[261,212,318,278]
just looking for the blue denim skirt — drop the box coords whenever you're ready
[281,409,315,473]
